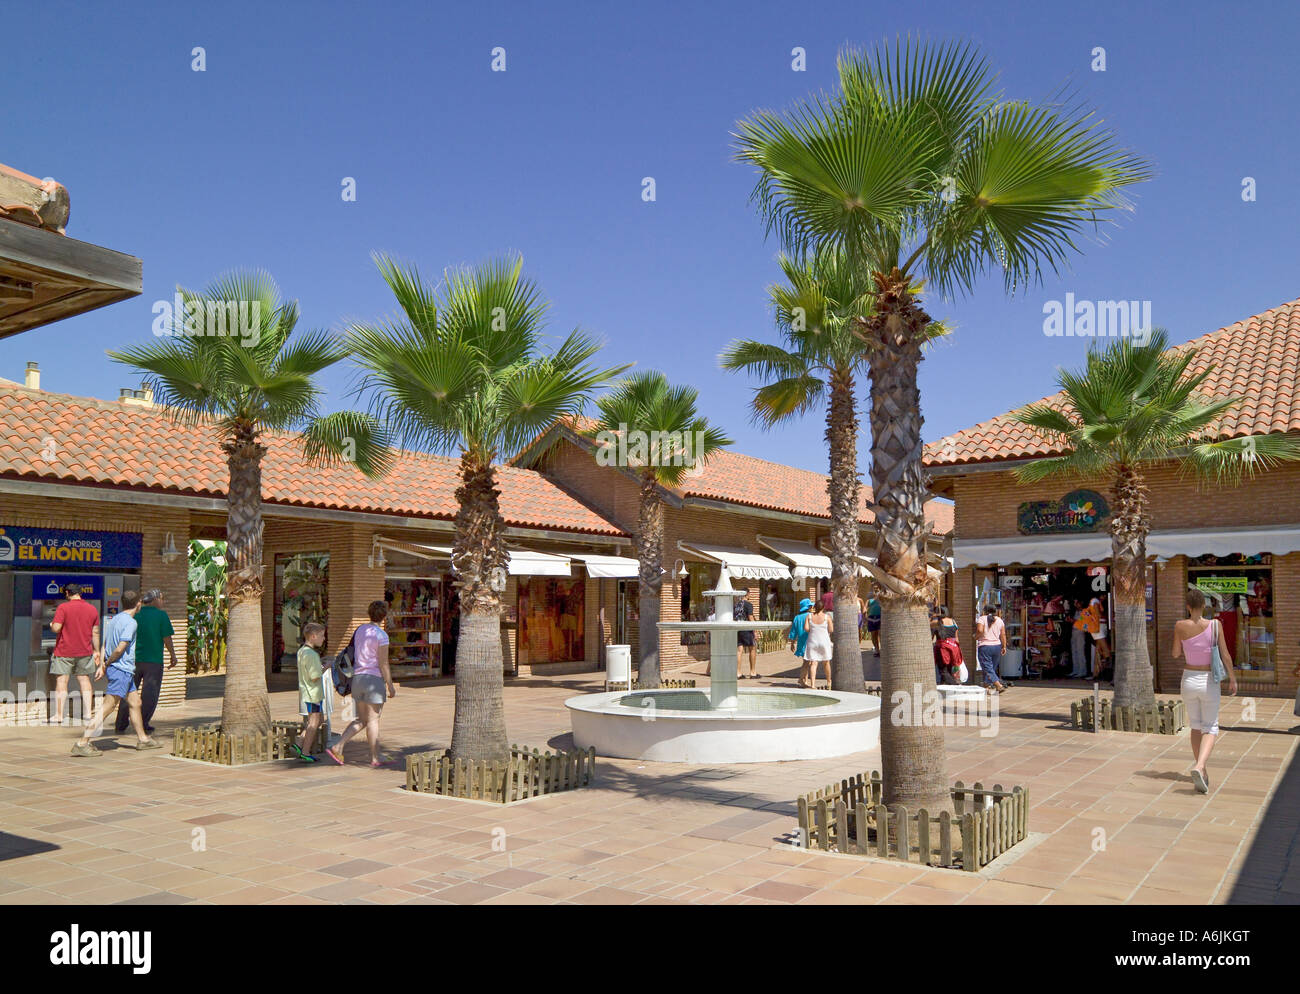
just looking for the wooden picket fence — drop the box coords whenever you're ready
[171,720,323,765]
[1070,697,1185,734]
[406,743,596,803]
[796,771,1028,871]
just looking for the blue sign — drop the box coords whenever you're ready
[33,574,105,602]
[0,526,143,570]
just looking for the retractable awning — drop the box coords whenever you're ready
[569,553,640,579]
[953,534,1112,568]
[507,549,572,577]
[756,536,832,578]
[678,541,790,580]
[1144,526,1300,559]
[375,536,453,560]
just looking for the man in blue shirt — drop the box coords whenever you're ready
[71,590,160,756]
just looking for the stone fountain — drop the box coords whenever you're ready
[566,565,881,763]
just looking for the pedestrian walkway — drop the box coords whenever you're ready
[0,669,1295,905]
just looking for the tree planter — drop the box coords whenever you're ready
[1070,696,1185,734]
[171,720,323,765]
[405,744,596,803]
[797,771,1029,871]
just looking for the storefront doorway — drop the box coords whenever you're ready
[1189,554,1274,685]
[272,551,329,673]
[518,576,584,665]
[385,574,445,677]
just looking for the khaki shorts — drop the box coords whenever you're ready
[51,655,95,677]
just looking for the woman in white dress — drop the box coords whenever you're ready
[804,601,834,689]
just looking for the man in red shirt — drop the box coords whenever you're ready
[50,583,101,725]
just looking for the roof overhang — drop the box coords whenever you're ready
[0,221,142,338]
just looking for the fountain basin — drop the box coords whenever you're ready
[566,687,881,764]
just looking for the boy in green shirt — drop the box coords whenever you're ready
[292,623,328,762]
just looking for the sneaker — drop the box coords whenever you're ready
[1191,769,1209,794]
[135,738,162,751]
[70,742,101,757]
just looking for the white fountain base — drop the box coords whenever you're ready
[566,687,881,764]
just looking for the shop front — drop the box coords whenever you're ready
[0,524,145,721]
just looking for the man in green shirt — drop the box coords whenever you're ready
[114,589,177,734]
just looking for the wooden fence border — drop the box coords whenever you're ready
[796,770,1029,871]
[169,719,324,766]
[405,744,597,803]
[1070,696,1186,734]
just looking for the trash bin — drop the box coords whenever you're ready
[1001,649,1023,678]
[605,644,632,690]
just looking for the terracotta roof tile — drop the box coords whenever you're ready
[0,386,626,537]
[924,296,1300,469]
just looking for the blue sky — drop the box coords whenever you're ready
[4,0,1297,476]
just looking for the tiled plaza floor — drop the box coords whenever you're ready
[2,651,1297,905]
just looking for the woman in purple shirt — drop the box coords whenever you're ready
[327,600,397,767]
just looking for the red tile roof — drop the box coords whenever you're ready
[0,386,626,536]
[531,419,953,535]
[923,296,1300,469]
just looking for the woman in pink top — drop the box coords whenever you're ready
[1173,587,1237,794]
[327,600,397,768]
[974,607,1008,694]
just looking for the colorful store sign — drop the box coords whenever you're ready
[1196,576,1249,595]
[1017,490,1110,535]
[0,526,143,570]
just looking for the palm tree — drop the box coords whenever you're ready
[1012,331,1300,709]
[110,272,390,738]
[347,254,626,761]
[722,248,945,692]
[735,38,1151,811]
[587,371,732,687]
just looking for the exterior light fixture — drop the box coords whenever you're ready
[673,558,688,579]
[159,532,182,564]
[367,538,387,570]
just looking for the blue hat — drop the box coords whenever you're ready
[797,598,813,612]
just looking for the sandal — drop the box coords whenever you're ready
[325,747,344,765]
[370,758,392,768]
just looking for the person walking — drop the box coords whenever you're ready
[866,590,882,658]
[735,591,758,679]
[975,606,1007,694]
[804,600,834,689]
[1174,587,1237,794]
[49,583,101,725]
[291,622,328,762]
[788,597,813,687]
[933,615,967,685]
[326,600,396,767]
[70,590,160,754]
[114,589,176,735]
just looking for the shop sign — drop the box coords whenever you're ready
[0,526,143,570]
[999,575,1023,588]
[1017,490,1109,535]
[33,574,105,603]
[1196,576,1248,595]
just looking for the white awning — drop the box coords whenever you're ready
[1145,526,1300,559]
[953,534,1112,568]
[374,536,453,561]
[507,549,573,577]
[678,541,790,580]
[570,554,640,579]
[756,536,832,578]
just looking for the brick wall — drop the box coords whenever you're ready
[0,493,190,721]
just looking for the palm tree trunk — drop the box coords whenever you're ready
[449,453,510,762]
[1110,463,1155,709]
[636,472,665,687]
[221,426,271,737]
[826,366,865,692]
[863,269,951,814]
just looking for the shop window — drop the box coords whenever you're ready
[273,552,329,671]
[518,577,584,664]
[679,562,714,645]
[386,576,444,674]
[1189,554,1273,678]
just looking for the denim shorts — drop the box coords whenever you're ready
[352,673,387,705]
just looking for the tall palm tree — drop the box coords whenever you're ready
[109,272,390,738]
[735,38,1151,811]
[1013,331,1300,709]
[722,248,945,692]
[587,371,732,687]
[348,254,625,761]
